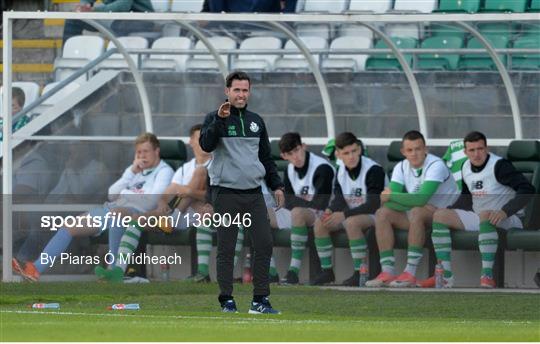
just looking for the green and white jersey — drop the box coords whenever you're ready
[391,153,459,208]
[442,140,467,190]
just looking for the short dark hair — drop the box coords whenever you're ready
[12,87,25,108]
[226,70,250,88]
[279,132,302,153]
[402,130,425,145]
[189,123,203,136]
[335,131,364,151]
[464,131,487,147]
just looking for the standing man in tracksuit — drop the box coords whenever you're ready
[200,71,285,314]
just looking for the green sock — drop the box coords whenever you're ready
[349,238,367,270]
[315,236,333,269]
[234,227,244,268]
[479,220,498,278]
[269,255,278,277]
[432,222,453,278]
[404,245,423,276]
[116,220,144,273]
[380,249,395,275]
[196,227,214,276]
[289,226,308,274]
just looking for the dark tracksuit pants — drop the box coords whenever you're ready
[211,186,273,301]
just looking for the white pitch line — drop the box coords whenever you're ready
[320,286,540,294]
[0,310,534,326]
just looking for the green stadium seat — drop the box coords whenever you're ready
[385,140,405,177]
[521,23,540,36]
[160,139,187,170]
[505,141,540,254]
[270,139,289,173]
[528,0,540,11]
[506,140,540,230]
[429,24,468,39]
[511,36,540,70]
[365,37,417,71]
[417,36,464,70]
[482,0,527,12]
[458,34,510,70]
[434,0,481,13]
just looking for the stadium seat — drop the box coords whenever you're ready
[41,81,81,106]
[185,36,237,72]
[54,35,106,81]
[385,23,422,40]
[99,36,149,70]
[160,139,187,170]
[392,0,438,13]
[11,82,40,106]
[232,36,282,72]
[417,36,464,70]
[270,140,288,173]
[151,0,170,12]
[347,0,393,13]
[458,35,510,70]
[365,37,417,71]
[505,141,540,252]
[521,23,540,36]
[505,140,540,230]
[337,25,373,41]
[170,0,204,12]
[482,0,528,12]
[528,0,540,11]
[295,0,347,41]
[511,36,540,70]
[385,140,405,177]
[302,0,348,13]
[142,37,192,72]
[274,36,328,71]
[321,36,372,72]
[434,0,481,13]
[428,24,468,39]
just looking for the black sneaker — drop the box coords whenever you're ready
[281,270,299,285]
[311,268,335,285]
[534,270,540,288]
[221,299,238,313]
[269,273,280,284]
[248,296,281,314]
[342,271,360,286]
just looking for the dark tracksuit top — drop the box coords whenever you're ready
[200,104,283,192]
[199,103,283,300]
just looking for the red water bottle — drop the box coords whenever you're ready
[242,253,252,284]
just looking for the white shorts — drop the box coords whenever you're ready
[274,208,292,230]
[454,209,523,231]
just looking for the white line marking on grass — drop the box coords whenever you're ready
[321,286,540,294]
[0,310,534,326]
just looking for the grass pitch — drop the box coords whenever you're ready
[1,282,539,341]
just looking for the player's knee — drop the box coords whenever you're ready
[409,207,428,222]
[433,209,451,225]
[291,207,306,224]
[375,207,391,223]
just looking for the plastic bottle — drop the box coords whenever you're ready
[242,253,252,284]
[31,303,60,309]
[160,263,170,281]
[109,303,140,310]
[435,260,444,289]
[358,264,368,287]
